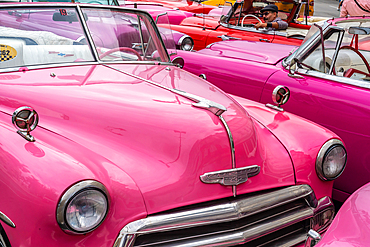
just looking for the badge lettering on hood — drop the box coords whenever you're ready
[200,165,260,186]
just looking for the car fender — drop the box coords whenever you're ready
[0,111,147,247]
[232,95,341,200]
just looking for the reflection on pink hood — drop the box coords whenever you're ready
[199,40,298,65]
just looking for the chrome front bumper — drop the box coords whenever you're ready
[113,185,334,247]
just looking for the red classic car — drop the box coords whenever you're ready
[0,2,347,247]
[122,0,217,14]
[174,17,370,203]
[167,0,318,50]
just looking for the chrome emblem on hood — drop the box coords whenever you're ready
[200,165,260,186]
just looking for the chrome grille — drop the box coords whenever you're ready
[113,185,333,247]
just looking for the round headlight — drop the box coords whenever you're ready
[179,36,194,51]
[57,180,109,234]
[316,139,347,181]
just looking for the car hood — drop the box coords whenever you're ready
[0,64,295,214]
[201,40,297,65]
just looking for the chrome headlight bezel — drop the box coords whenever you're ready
[316,139,347,181]
[56,180,109,234]
[178,35,194,51]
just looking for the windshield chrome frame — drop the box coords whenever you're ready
[282,22,343,68]
[0,3,171,70]
[22,0,120,6]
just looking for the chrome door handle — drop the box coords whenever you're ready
[259,38,271,42]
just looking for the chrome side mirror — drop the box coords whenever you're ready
[155,12,168,24]
[266,85,290,111]
[348,26,370,35]
[305,229,321,247]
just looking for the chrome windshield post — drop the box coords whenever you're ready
[288,58,304,79]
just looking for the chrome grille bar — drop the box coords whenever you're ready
[149,207,313,247]
[113,185,327,247]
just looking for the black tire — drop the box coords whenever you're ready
[0,224,10,247]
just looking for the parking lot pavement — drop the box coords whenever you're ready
[314,0,341,18]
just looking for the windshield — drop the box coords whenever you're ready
[221,0,304,26]
[20,0,118,5]
[286,20,370,81]
[0,5,170,70]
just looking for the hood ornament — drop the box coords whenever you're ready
[266,85,290,111]
[12,106,39,142]
[200,165,260,186]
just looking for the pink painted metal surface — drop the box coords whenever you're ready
[0,3,344,247]
[315,182,370,247]
[175,19,370,202]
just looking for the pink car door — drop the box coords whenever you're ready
[261,25,370,202]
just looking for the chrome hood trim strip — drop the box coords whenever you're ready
[0,211,15,228]
[103,64,226,116]
[104,65,237,191]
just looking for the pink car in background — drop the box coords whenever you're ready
[21,0,195,50]
[306,182,370,247]
[0,3,347,247]
[174,17,370,204]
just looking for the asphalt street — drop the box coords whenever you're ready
[314,0,342,17]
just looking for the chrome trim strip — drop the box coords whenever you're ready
[0,4,171,71]
[328,30,345,75]
[219,116,235,168]
[0,60,162,73]
[219,115,237,196]
[76,5,100,62]
[113,185,317,247]
[219,22,277,35]
[0,211,15,228]
[298,68,370,90]
[104,64,227,116]
[283,22,333,68]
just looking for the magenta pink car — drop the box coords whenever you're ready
[175,17,370,204]
[309,181,370,247]
[0,3,347,247]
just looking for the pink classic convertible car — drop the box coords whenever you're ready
[174,17,370,204]
[0,3,347,247]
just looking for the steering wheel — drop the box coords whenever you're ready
[338,45,370,74]
[241,14,262,27]
[87,1,103,4]
[99,47,142,61]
